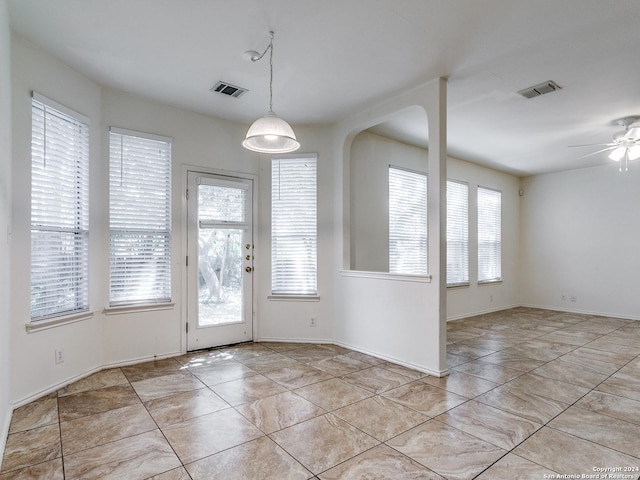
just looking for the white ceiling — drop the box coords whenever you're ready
[8,0,640,176]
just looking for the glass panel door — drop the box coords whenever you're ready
[198,227,244,326]
[187,172,253,350]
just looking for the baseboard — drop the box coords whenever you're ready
[519,303,640,321]
[257,336,447,377]
[446,303,521,322]
[12,366,102,409]
[256,336,334,345]
[333,340,448,378]
[12,351,183,410]
[0,402,11,466]
[100,351,183,370]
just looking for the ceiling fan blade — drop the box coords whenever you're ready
[568,142,615,148]
[575,146,615,160]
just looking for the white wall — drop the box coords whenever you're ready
[447,156,521,320]
[255,125,337,343]
[349,131,521,321]
[9,35,264,402]
[333,80,448,376]
[102,92,336,356]
[100,89,260,365]
[11,36,104,405]
[0,0,13,457]
[9,15,634,429]
[15,36,271,403]
[520,163,640,319]
[8,34,338,407]
[350,131,427,272]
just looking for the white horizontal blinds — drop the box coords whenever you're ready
[447,180,469,285]
[271,156,317,295]
[30,95,90,320]
[389,166,428,275]
[198,180,246,224]
[478,186,502,282]
[109,128,172,306]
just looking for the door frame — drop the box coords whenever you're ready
[181,165,259,353]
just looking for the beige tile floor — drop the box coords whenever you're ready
[2,307,640,479]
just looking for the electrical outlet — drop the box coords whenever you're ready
[55,349,64,364]
[489,295,493,302]
[310,317,317,327]
[561,294,566,301]
[570,295,577,302]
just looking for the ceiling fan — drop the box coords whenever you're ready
[572,116,640,172]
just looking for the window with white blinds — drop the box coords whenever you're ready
[109,128,172,306]
[447,180,469,286]
[478,186,502,283]
[389,166,428,275]
[271,155,317,295]
[31,93,90,321]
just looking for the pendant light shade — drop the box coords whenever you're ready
[242,111,300,153]
[243,31,300,154]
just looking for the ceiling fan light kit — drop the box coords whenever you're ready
[242,31,300,154]
[607,117,640,171]
[572,116,640,172]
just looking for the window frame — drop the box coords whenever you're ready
[270,154,318,298]
[388,165,428,276]
[30,92,90,322]
[108,127,173,307]
[446,179,469,287]
[477,185,502,284]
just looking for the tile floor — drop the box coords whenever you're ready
[2,307,640,479]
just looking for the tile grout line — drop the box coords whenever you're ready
[2,310,639,478]
[443,314,640,477]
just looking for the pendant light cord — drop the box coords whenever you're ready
[242,30,300,153]
[249,31,275,113]
[269,31,274,112]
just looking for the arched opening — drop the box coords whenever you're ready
[333,77,448,377]
[347,106,430,273]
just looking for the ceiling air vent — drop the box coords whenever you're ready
[517,80,562,99]
[210,81,248,98]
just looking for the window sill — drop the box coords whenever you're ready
[340,270,432,283]
[268,295,320,302]
[477,279,503,286]
[26,310,95,333]
[103,302,175,315]
[447,282,470,289]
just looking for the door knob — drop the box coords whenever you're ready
[245,266,253,273]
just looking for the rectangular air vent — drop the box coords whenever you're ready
[517,80,562,99]
[210,81,248,98]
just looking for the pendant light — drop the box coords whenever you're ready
[242,31,300,154]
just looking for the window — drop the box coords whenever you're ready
[478,186,502,283]
[30,93,90,320]
[389,166,428,275]
[109,128,172,306]
[447,180,469,285]
[271,155,317,295]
